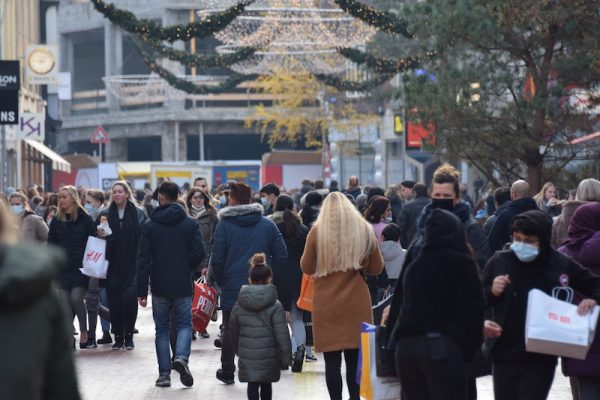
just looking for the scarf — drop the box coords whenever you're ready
[106,201,141,288]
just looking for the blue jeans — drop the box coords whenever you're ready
[99,287,110,332]
[152,295,192,376]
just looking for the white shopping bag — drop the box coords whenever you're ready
[79,236,109,279]
[525,288,600,360]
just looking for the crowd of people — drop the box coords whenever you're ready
[1,168,600,400]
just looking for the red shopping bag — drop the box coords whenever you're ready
[192,278,218,332]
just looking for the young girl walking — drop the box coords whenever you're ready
[229,253,292,400]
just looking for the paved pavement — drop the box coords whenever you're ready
[75,299,573,400]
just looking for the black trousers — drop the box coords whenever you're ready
[107,285,138,338]
[221,310,236,374]
[492,358,557,400]
[247,382,272,400]
[323,349,360,400]
[395,334,467,400]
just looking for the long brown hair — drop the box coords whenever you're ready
[184,187,216,215]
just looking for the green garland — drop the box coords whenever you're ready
[89,0,255,43]
[314,73,394,91]
[338,48,425,74]
[139,35,257,68]
[333,0,414,38]
[135,41,258,94]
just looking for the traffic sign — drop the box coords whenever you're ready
[91,126,110,144]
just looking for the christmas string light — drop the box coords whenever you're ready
[337,48,436,74]
[332,0,414,38]
[89,0,256,43]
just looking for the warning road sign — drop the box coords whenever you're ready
[91,126,110,144]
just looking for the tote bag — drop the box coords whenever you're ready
[80,236,108,279]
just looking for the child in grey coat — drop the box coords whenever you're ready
[230,253,292,400]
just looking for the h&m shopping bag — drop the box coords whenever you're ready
[192,277,218,332]
[79,236,108,279]
[525,288,600,360]
[358,323,401,400]
[297,273,315,312]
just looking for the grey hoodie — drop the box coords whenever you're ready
[229,284,292,383]
[380,240,406,280]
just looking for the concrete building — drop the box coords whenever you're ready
[55,0,274,163]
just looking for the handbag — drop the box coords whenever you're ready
[296,273,315,312]
[525,287,600,360]
[79,236,109,279]
[358,323,401,400]
[192,277,218,332]
[375,325,396,377]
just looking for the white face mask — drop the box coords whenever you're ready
[151,199,159,208]
[261,197,270,208]
[192,205,205,212]
[385,216,393,223]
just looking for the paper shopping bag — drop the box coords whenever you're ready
[192,277,218,332]
[297,274,315,312]
[79,236,108,279]
[525,288,600,360]
[359,323,401,400]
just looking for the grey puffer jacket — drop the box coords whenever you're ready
[229,284,292,383]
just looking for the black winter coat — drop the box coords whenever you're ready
[0,245,81,400]
[487,198,538,252]
[271,211,309,311]
[97,203,147,289]
[390,210,485,362]
[230,284,292,383]
[397,195,431,248]
[137,203,205,298]
[48,209,96,289]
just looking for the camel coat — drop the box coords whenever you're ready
[300,227,384,352]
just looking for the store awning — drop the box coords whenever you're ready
[116,162,151,179]
[24,139,71,173]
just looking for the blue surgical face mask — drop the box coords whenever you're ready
[261,197,270,208]
[84,203,97,214]
[151,199,159,208]
[220,196,227,205]
[510,241,540,262]
[385,216,393,223]
[10,204,24,215]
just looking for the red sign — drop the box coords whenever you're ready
[91,126,110,144]
[406,122,436,150]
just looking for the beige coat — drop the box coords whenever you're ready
[300,227,384,352]
[20,212,49,243]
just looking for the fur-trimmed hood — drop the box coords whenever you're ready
[218,203,264,227]
[269,210,301,225]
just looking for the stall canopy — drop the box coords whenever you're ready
[24,139,71,173]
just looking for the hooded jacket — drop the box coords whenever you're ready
[229,284,292,383]
[0,245,81,400]
[380,240,406,280]
[482,210,600,362]
[391,210,485,362]
[558,202,600,377]
[483,201,510,237]
[487,197,538,252]
[211,203,287,311]
[270,211,309,311]
[137,203,205,298]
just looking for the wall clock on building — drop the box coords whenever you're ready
[28,47,55,75]
[25,45,59,84]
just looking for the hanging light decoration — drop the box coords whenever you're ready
[198,0,377,74]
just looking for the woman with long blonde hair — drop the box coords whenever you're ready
[301,192,384,400]
[533,182,561,217]
[97,181,147,350]
[48,185,96,349]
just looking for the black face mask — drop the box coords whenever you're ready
[431,198,455,211]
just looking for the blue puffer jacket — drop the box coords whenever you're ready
[211,203,287,311]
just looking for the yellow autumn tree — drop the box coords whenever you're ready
[245,68,379,148]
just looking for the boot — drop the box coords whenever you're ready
[97,330,112,344]
[112,335,124,350]
[291,345,305,373]
[124,333,134,350]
